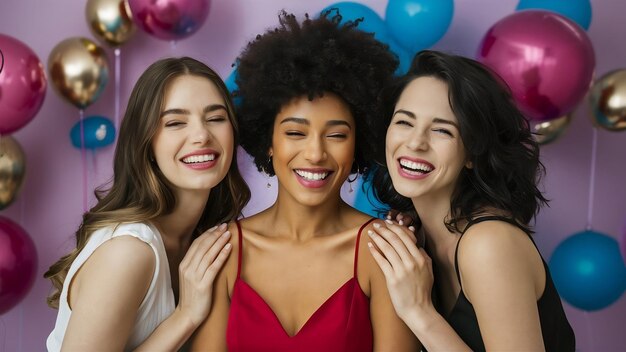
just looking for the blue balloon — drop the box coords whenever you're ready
[549,230,626,311]
[224,68,242,107]
[517,0,592,30]
[352,173,389,218]
[385,0,454,53]
[70,115,115,150]
[320,2,409,75]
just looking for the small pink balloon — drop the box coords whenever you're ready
[0,34,47,134]
[0,216,38,314]
[128,0,211,41]
[477,10,595,122]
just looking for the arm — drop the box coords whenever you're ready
[360,221,421,352]
[368,221,469,351]
[62,225,232,352]
[369,221,545,351]
[189,222,239,351]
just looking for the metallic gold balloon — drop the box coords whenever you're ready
[48,37,109,109]
[86,0,135,47]
[0,136,26,210]
[533,115,571,145]
[589,69,626,131]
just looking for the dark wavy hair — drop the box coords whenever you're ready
[235,10,398,176]
[45,57,251,308]
[372,50,548,233]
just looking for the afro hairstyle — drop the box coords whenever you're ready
[235,10,399,176]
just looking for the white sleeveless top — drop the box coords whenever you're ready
[47,222,175,351]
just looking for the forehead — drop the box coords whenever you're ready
[276,93,354,124]
[162,74,225,107]
[395,76,455,121]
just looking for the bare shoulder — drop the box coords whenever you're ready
[457,220,545,301]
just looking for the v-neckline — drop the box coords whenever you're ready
[234,277,359,338]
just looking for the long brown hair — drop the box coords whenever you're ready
[45,57,250,308]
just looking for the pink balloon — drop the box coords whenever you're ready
[0,216,37,314]
[0,34,47,134]
[477,10,595,122]
[128,0,211,41]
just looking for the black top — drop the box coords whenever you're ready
[445,216,575,352]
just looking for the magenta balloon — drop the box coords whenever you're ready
[0,216,37,314]
[0,34,47,134]
[477,10,595,121]
[128,0,211,41]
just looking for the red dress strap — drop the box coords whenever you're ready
[235,220,243,279]
[353,218,376,278]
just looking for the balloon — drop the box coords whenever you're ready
[0,136,25,210]
[385,0,454,53]
[224,68,242,107]
[0,216,38,314]
[477,10,595,122]
[128,0,211,41]
[532,115,571,145]
[621,222,626,266]
[320,2,411,74]
[0,34,47,134]
[516,0,592,30]
[588,69,626,131]
[48,37,109,109]
[86,0,136,47]
[70,115,116,150]
[549,230,626,311]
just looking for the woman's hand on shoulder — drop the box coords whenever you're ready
[367,220,434,320]
[177,223,232,328]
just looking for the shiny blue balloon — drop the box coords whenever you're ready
[385,0,454,53]
[320,2,410,75]
[549,230,626,311]
[517,0,591,30]
[352,173,389,218]
[70,115,115,150]
[224,68,241,106]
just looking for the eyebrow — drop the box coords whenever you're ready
[160,104,227,117]
[280,117,352,129]
[393,109,458,128]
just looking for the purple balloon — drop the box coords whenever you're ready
[0,34,47,134]
[0,216,37,314]
[128,0,211,41]
[477,10,595,122]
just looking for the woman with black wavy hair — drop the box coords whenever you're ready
[191,10,418,351]
[368,50,575,351]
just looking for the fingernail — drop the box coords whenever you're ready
[219,223,228,230]
[386,215,392,220]
[367,230,374,236]
[222,231,231,238]
[409,226,415,232]
[208,225,218,232]
[399,220,404,226]
[224,243,232,250]
[397,214,404,220]
[367,242,374,248]
[385,219,393,225]
[373,222,381,229]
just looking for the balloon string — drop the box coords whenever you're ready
[583,311,595,352]
[91,149,98,177]
[114,48,121,136]
[17,304,23,352]
[0,315,5,352]
[586,128,598,231]
[80,109,88,213]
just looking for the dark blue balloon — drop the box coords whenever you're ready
[517,0,592,30]
[224,68,241,106]
[352,173,389,218]
[70,115,116,150]
[549,230,626,311]
[320,2,410,75]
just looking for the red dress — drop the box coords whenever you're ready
[226,219,375,352]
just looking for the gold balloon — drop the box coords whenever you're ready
[0,136,25,210]
[532,115,571,145]
[86,0,135,47]
[589,69,626,131]
[48,37,109,109]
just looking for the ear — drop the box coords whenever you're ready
[465,160,473,169]
[268,147,273,157]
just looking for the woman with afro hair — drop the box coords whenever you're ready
[191,10,420,352]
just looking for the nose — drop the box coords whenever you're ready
[304,136,327,163]
[191,119,213,145]
[406,127,429,151]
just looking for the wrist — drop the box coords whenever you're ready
[400,303,440,334]
[174,306,200,332]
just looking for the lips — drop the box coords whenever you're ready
[397,157,434,179]
[293,168,333,188]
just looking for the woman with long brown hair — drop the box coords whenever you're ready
[45,57,250,351]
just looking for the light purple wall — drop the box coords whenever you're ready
[0,0,624,351]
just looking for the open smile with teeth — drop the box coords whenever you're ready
[399,158,433,174]
[182,154,216,164]
[295,169,330,181]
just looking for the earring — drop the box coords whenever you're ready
[347,173,358,193]
[266,155,273,188]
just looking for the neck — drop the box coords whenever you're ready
[154,189,210,250]
[412,194,459,263]
[267,188,350,241]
